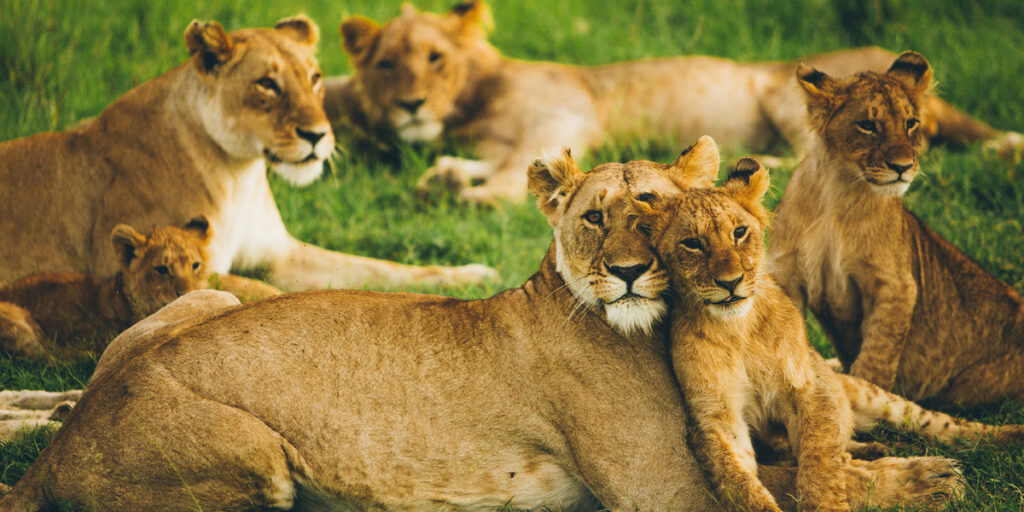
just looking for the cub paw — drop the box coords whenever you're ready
[846,456,963,509]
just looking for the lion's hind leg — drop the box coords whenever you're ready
[0,301,50,359]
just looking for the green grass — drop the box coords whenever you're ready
[1,0,1023,510]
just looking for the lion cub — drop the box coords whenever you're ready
[0,217,277,359]
[635,153,1024,512]
[769,51,1024,407]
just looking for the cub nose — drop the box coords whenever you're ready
[295,127,327,145]
[397,98,426,114]
[714,276,743,294]
[885,160,913,176]
[607,262,651,286]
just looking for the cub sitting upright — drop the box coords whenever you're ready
[768,51,1024,407]
[634,151,1024,512]
[1,217,215,359]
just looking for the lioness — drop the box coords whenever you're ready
[0,16,496,292]
[636,155,1022,512]
[769,51,1024,408]
[0,142,961,511]
[326,1,1021,204]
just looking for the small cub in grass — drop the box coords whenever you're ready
[633,148,1024,512]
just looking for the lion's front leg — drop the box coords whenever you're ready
[850,274,916,392]
[416,156,496,197]
[785,378,850,512]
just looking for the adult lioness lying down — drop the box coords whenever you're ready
[0,16,495,292]
[1,140,961,511]
[326,0,1022,204]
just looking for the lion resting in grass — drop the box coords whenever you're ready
[769,51,1024,408]
[325,0,1021,204]
[0,16,496,292]
[0,141,962,512]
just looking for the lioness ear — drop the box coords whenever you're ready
[275,15,319,47]
[184,20,234,74]
[111,224,147,270]
[341,16,380,62]
[723,158,770,225]
[446,0,494,36]
[665,135,720,189]
[184,216,212,242]
[528,148,584,222]
[887,51,932,97]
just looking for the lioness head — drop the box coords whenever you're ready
[797,51,931,197]
[111,217,212,318]
[184,16,334,186]
[635,157,770,319]
[526,136,723,334]
[341,1,497,142]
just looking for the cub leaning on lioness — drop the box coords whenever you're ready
[0,144,963,512]
[769,51,1024,407]
[327,0,1021,204]
[634,150,1023,512]
[0,16,496,292]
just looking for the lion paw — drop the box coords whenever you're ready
[846,456,963,509]
[984,131,1024,161]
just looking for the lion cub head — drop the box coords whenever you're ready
[111,217,212,318]
[341,1,498,142]
[526,136,723,334]
[184,16,334,186]
[634,157,770,319]
[797,51,931,197]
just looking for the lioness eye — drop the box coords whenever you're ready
[256,77,281,95]
[906,118,920,133]
[855,120,877,134]
[192,262,201,270]
[154,265,170,276]
[376,59,395,70]
[734,226,748,240]
[681,238,703,251]
[429,51,443,63]
[311,72,322,86]
[583,210,603,226]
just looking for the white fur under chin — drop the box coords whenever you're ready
[709,299,754,319]
[605,298,667,335]
[872,181,911,197]
[274,160,325,187]
[397,121,444,142]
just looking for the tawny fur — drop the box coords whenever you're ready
[324,1,1017,204]
[769,51,1024,407]
[0,152,962,512]
[0,16,496,292]
[638,149,1023,511]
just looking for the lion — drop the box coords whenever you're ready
[635,152,1022,512]
[768,51,1024,408]
[0,140,962,512]
[0,16,496,293]
[325,0,1022,205]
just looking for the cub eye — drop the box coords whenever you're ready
[906,118,920,133]
[429,51,443,63]
[681,238,703,251]
[583,210,603,226]
[376,59,395,70]
[734,226,748,240]
[255,77,281,95]
[855,120,877,134]
[154,265,170,276]
[311,71,322,86]
[192,262,201,270]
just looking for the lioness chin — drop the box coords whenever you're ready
[0,140,962,512]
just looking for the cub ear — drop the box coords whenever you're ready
[796,63,840,127]
[887,51,932,97]
[340,16,380,62]
[723,158,770,225]
[446,0,494,36]
[665,135,720,189]
[528,148,584,222]
[184,215,212,242]
[111,224,147,270]
[275,15,319,46]
[184,20,234,74]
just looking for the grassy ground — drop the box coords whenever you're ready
[1,0,1023,510]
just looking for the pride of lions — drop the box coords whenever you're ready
[1,2,1023,511]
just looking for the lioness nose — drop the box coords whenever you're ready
[715,276,743,293]
[296,127,326,145]
[397,98,426,114]
[885,160,913,176]
[607,262,650,285]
